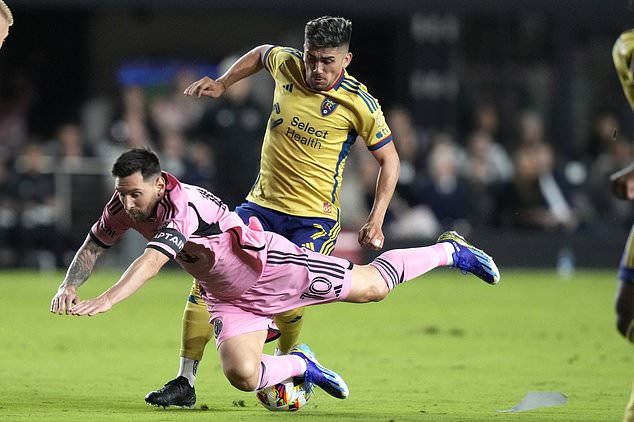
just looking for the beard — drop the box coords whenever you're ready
[127,209,150,222]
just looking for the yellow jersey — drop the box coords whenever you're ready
[246,46,393,220]
[613,29,634,111]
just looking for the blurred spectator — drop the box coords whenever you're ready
[193,55,266,209]
[585,110,619,161]
[46,122,94,167]
[159,130,188,179]
[417,137,469,232]
[0,159,18,266]
[358,135,440,239]
[46,122,106,247]
[182,142,215,192]
[588,135,634,225]
[472,102,509,148]
[386,105,427,207]
[463,129,513,185]
[359,106,443,239]
[14,143,72,268]
[100,85,158,165]
[0,71,35,160]
[150,69,205,136]
[517,109,546,148]
[496,143,578,232]
[462,130,512,228]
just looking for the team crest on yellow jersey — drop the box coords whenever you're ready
[320,98,338,116]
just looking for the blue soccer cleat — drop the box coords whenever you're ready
[290,344,349,399]
[437,231,500,285]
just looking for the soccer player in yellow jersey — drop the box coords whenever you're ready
[143,16,400,407]
[612,26,634,422]
[0,0,13,49]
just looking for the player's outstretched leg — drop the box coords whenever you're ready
[437,231,500,285]
[144,376,196,408]
[290,344,349,399]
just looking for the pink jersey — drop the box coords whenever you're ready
[91,171,353,345]
[90,172,269,300]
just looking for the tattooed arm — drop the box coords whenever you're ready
[50,235,107,315]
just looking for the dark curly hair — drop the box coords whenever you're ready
[112,147,161,180]
[304,16,352,49]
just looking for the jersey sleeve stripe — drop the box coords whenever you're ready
[340,83,375,112]
[340,80,377,113]
[160,190,176,219]
[368,135,393,151]
[89,230,112,249]
[281,47,303,59]
[341,78,379,111]
[356,87,378,111]
[107,199,123,215]
[262,45,275,70]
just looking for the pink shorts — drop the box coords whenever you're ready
[204,231,353,347]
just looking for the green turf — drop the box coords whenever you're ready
[0,269,631,421]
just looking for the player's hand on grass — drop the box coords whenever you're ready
[183,76,226,98]
[70,296,113,316]
[358,222,384,251]
[50,285,80,315]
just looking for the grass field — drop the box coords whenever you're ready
[0,268,631,421]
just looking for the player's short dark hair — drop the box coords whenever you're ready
[112,147,161,180]
[304,16,352,49]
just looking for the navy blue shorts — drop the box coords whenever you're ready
[234,201,340,256]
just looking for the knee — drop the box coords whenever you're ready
[223,361,260,392]
[362,281,389,303]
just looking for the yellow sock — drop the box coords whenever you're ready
[180,280,213,361]
[624,379,634,422]
[274,307,306,354]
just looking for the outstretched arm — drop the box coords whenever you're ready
[358,142,400,250]
[50,235,107,315]
[70,248,170,316]
[183,44,273,98]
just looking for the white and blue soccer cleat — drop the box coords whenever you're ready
[437,231,500,285]
[290,344,349,399]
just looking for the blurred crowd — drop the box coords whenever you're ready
[0,59,632,269]
[346,104,634,240]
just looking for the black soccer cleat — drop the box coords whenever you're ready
[144,376,196,408]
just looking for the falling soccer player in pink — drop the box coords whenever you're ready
[50,147,500,402]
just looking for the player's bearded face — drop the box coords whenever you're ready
[115,172,163,222]
[303,46,352,91]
